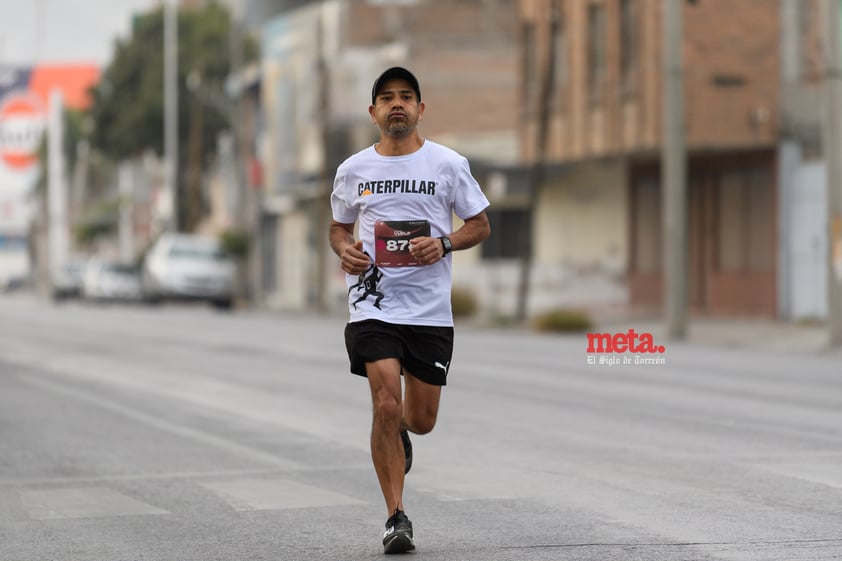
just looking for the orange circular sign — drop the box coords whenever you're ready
[0,92,46,171]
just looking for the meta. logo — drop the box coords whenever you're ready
[0,91,46,171]
[586,329,666,354]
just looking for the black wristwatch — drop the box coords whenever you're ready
[439,236,453,255]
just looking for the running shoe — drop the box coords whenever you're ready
[382,508,415,554]
[400,429,412,474]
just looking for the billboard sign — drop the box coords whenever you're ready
[0,64,99,288]
[0,64,99,236]
[0,91,45,172]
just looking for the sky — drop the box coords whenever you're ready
[0,0,155,68]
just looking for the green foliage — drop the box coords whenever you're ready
[32,109,90,197]
[219,228,251,259]
[451,287,478,317]
[74,220,116,247]
[533,309,593,333]
[88,2,257,163]
[490,314,518,327]
[73,197,123,246]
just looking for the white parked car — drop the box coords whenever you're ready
[51,257,88,301]
[82,260,142,302]
[141,233,235,309]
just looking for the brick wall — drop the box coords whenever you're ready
[519,0,781,164]
[683,0,779,149]
[344,0,519,140]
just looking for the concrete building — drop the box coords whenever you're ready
[778,0,829,321]
[254,0,519,311]
[516,0,790,319]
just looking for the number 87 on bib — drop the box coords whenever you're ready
[374,220,431,267]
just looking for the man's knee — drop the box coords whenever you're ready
[372,388,402,425]
[403,372,441,435]
[367,359,403,426]
[405,409,437,435]
[409,418,436,435]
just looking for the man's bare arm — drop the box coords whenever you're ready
[449,210,491,251]
[409,210,491,265]
[330,220,371,275]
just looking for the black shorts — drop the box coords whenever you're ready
[344,319,454,386]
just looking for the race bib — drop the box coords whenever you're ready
[374,220,431,267]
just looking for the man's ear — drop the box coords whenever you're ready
[368,105,376,122]
[417,101,425,120]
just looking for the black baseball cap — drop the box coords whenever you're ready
[371,66,421,105]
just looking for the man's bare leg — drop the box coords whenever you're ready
[366,358,405,513]
[402,368,441,435]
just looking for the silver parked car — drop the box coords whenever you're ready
[141,233,235,309]
[82,260,143,302]
[51,257,87,301]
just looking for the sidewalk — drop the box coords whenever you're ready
[5,289,837,355]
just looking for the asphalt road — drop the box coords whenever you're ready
[0,294,841,561]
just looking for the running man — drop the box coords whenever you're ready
[329,66,491,554]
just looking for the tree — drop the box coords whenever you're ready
[32,109,115,245]
[88,1,257,232]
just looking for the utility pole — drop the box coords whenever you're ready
[47,90,67,286]
[228,0,254,305]
[315,11,331,313]
[229,0,245,230]
[662,0,688,339]
[515,0,558,323]
[164,0,179,232]
[825,0,842,345]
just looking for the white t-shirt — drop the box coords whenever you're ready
[331,139,490,326]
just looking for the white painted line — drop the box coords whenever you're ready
[201,477,364,511]
[20,487,168,520]
[20,375,301,471]
[757,461,842,489]
[0,467,282,487]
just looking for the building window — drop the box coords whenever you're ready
[482,208,528,260]
[620,0,638,95]
[587,3,606,98]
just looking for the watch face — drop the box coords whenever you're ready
[441,237,452,253]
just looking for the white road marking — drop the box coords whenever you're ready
[20,375,301,471]
[201,477,364,511]
[19,487,168,520]
[754,460,842,489]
